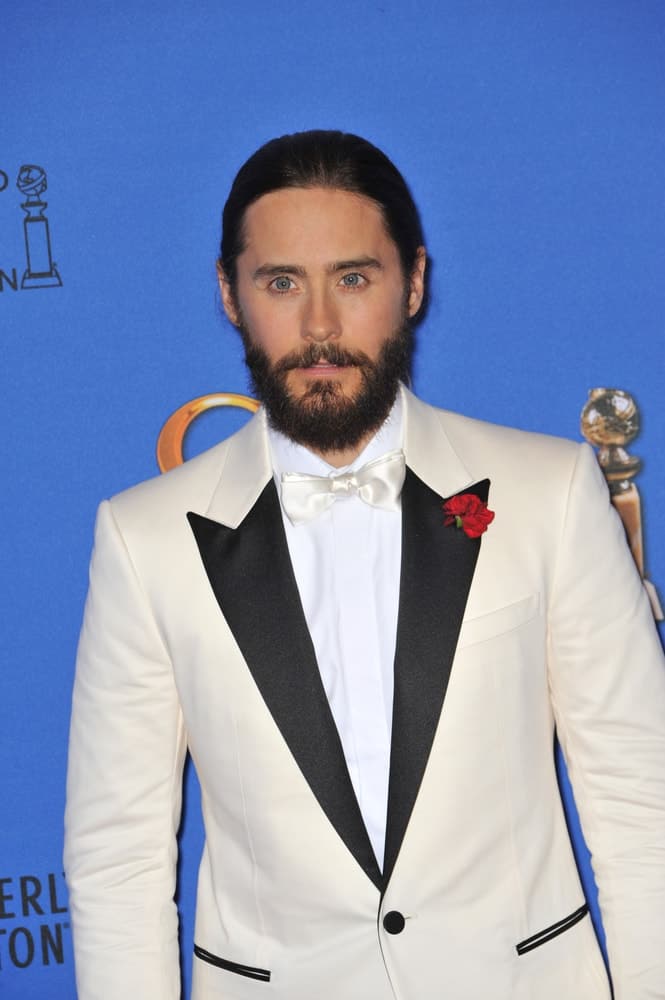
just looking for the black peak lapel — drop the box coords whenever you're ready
[382,471,490,887]
[187,482,382,890]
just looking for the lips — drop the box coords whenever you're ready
[297,360,355,379]
[275,344,366,376]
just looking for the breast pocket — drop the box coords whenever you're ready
[457,593,540,649]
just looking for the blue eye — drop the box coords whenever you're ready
[270,276,294,292]
[341,273,364,287]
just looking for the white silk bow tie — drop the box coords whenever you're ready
[280,449,406,525]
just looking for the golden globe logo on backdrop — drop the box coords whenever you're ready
[0,165,62,292]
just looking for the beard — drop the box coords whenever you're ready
[241,321,413,454]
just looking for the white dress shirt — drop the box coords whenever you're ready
[268,393,404,868]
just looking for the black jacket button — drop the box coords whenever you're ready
[383,910,406,934]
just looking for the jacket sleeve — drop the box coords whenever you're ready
[547,443,665,1000]
[64,499,187,1000]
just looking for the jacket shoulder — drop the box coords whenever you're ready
[431,403,585,475]
[105,409,264,529]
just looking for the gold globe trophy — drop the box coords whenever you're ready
[581,388,662,620]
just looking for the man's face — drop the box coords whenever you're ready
[219,186,425,459]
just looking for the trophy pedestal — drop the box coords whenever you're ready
[21,271,62,289]
[612,487,662,619]
[20,200,62,289]
[612,485,644,575]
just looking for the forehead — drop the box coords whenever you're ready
[240,187,397,262]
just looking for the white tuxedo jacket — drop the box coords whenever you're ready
[64,389,665,1000]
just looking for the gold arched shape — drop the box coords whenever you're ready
[157,392,259,473]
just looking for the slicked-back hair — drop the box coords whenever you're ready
[219,130,426,304]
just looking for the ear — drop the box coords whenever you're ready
[406,247,427,318]
[217,261,241,327]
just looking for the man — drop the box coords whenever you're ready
[65,130,665,1000]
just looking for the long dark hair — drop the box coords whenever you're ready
[219,130,426,299]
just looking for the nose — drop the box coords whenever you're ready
[301,286,342,343]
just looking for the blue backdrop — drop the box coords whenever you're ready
[2,2,664,996]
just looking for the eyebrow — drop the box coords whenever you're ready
[252,257,383,280]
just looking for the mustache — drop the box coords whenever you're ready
[272,343,373,374]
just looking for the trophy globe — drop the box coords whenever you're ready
[580,387,641,495]
[17,164,48,201]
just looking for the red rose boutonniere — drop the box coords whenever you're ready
[442,493,495,538]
